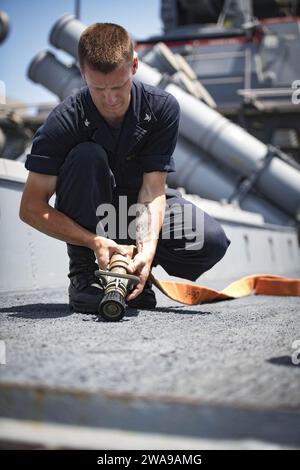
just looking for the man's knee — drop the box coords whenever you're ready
[177,204,231,269]
[56,142,113,189]
[204,218,231,265]
[156,202,231,282]
[179,218,231,281]
[66,142,110,172]
[55,142,116,226]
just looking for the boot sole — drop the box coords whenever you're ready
[69,298,101,314]
[127,296,157,309]
[69,291,156,313]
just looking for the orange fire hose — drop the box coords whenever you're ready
[149,272,300,305]
[124,244,300,305]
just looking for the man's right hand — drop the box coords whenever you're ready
[89,236,128,271]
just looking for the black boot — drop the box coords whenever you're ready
[67,244,104,313]
[126,279,157,309]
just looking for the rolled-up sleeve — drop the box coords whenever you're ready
[25,104,83,175]
[140,93,180,173]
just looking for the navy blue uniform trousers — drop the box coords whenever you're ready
[55,142,231,281]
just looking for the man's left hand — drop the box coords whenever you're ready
[126,252,152,301]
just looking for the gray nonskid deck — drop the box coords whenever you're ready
[0,284,300,449]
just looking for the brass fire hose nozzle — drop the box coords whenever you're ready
[95,247,139,322]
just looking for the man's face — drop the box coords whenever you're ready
[81,59,137,123]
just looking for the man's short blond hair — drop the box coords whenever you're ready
[78,23,134,73]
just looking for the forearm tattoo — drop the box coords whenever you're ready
[136,202,155,246]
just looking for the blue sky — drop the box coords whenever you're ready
[0,0,162,104]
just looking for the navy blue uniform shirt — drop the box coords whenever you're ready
[25,80,180,192]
